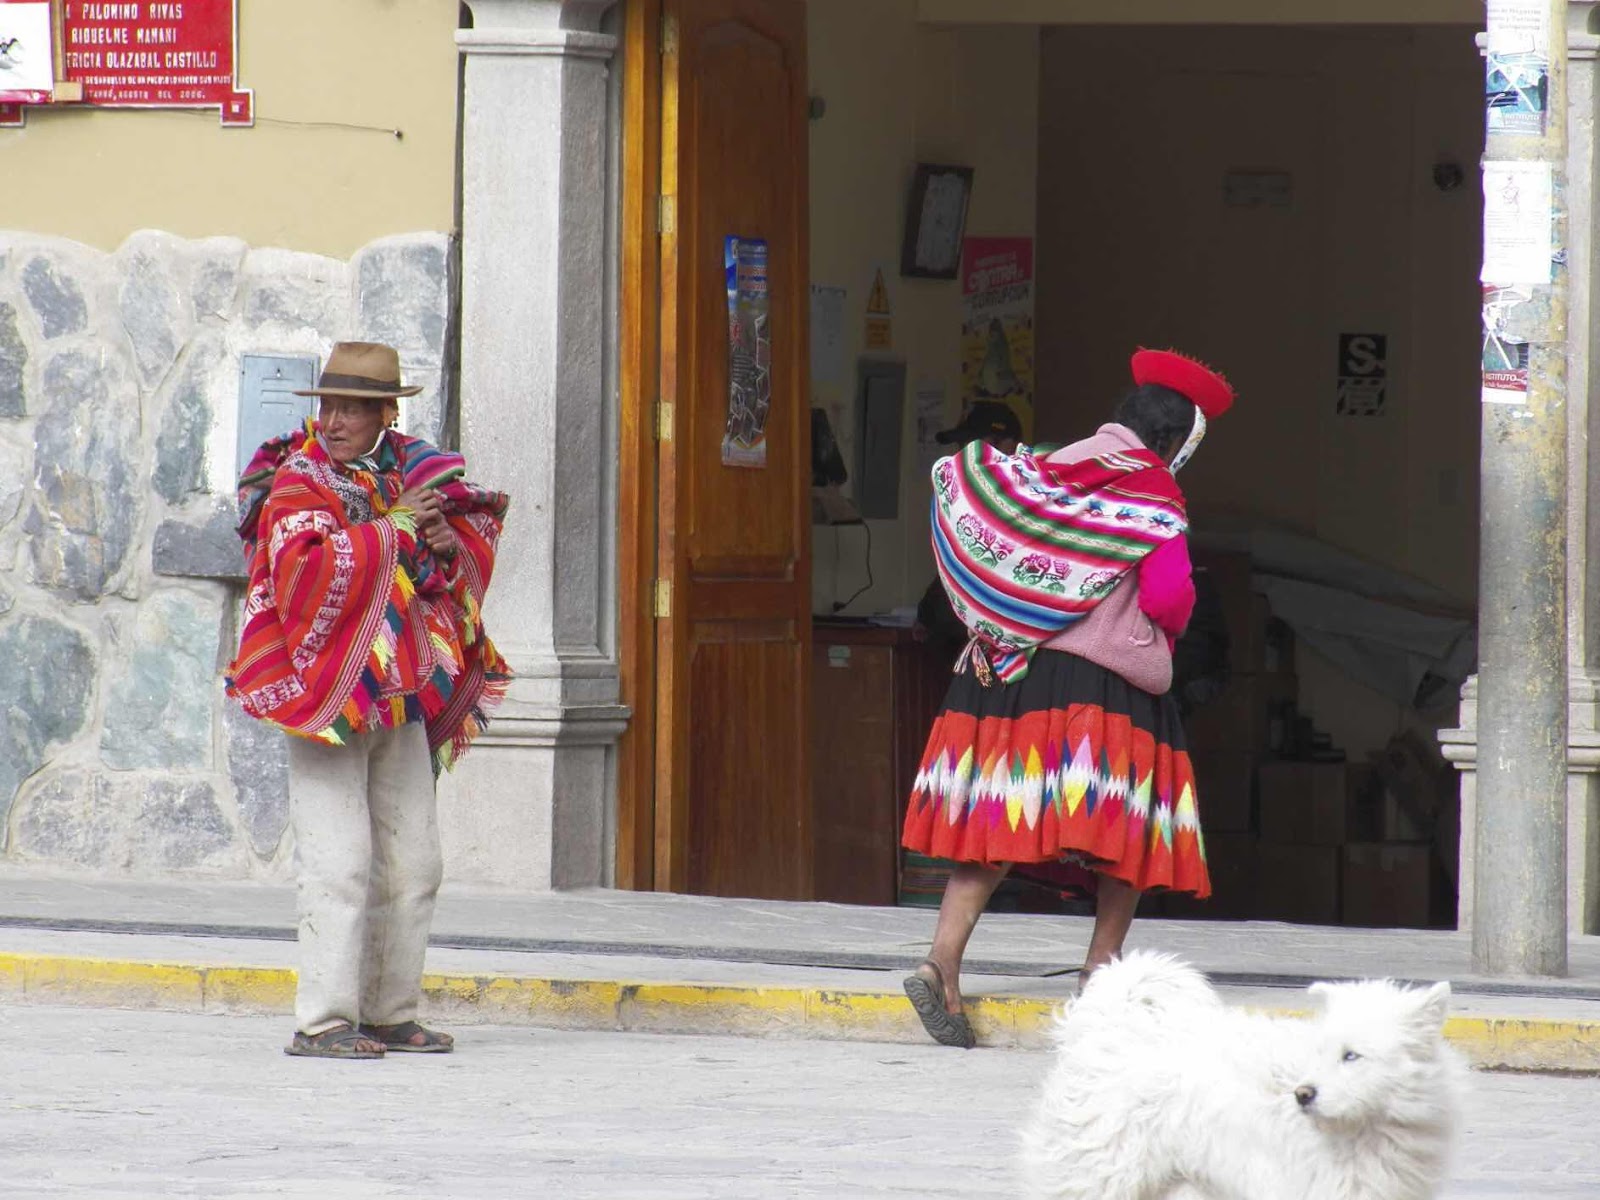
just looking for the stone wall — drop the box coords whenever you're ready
[0,229,453,878]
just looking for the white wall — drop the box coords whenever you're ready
[1034,24,1484,755]
[808,4,1039,614]
[917,0,1479,25]
[808,15,1483,758]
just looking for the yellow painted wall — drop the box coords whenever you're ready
[1,0,460,257]
[808,3,1039,614]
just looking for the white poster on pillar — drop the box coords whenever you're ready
[1481,160,1553,286]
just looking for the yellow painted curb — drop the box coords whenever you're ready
[0,951,294,1014]
[1443,1014,1600,1072]
[2,950,1598,1071]
[203,966,298,1013]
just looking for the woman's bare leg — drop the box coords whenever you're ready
[917,862,1011,1013]
[1082,874,1140,978]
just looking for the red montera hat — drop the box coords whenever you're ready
[1130,348,1235,418]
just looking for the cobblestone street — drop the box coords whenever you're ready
[1,1004,1597,1198]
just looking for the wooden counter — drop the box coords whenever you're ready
[810,620,954,905]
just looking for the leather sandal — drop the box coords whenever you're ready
[903,959,976,1049]
[284,1022,385,1060]
[357,1020,454,1053]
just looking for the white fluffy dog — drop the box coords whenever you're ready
[1019,951,1467,1200]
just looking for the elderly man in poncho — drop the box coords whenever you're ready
[227,341,510,1060]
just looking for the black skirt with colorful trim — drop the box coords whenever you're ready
[901,648,1211,897]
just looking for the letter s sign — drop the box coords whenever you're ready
[1339,333,1387,377]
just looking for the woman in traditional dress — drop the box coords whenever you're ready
[901,349,1234,1049]
[227,341,510,1059]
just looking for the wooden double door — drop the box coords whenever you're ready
[619,0,814,899]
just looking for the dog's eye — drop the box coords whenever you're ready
[1342,1050,1361,1063]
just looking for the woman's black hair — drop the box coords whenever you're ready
[1112,383,1197,460]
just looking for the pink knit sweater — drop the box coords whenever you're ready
[1040,425,1195,695]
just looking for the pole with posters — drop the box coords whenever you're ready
[1474,0,1568,977]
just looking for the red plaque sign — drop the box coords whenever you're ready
[1,0,251,128]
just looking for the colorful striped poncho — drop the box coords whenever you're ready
[930,438,1187,684]
[225,422,511,774]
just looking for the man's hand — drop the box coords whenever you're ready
[393,487,458,559]
[393,486,443,526]
[421,518,460,560]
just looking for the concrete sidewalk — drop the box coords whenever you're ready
[3,867,1599,1070]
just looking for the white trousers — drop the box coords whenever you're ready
[287,721,442,1035]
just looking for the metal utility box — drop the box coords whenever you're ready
[236,354,318,477]
[853,358,906,521]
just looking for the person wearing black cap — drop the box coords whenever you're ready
[913,403,1025,650]
[935,400,1023,454]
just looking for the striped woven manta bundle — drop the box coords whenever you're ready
[930,439,1187,683]
[227,423,512,775]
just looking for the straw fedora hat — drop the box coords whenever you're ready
[293,341,423,399]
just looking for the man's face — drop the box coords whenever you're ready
[318,395,396,464]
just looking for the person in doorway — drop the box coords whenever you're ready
[227,341,512,1060]
[900,349,1234,1048]
[912,401,1025,655]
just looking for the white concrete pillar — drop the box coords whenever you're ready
[1444,1,1600,936]
[441,0,628,888]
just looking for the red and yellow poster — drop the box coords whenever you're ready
[959,237,1034,438]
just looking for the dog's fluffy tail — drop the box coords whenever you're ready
[1068,950,1220,1025]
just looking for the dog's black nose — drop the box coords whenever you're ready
[1294,1085,1317,1109]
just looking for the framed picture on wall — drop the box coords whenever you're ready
[899,163,974,280]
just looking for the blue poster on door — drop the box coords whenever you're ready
[723,235,771,469]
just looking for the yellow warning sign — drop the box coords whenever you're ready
[866,268,891,316]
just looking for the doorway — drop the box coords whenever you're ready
[618,0,814,900]
[619,3,1485,931]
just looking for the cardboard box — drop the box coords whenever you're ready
[1193,552,1294,677]
[1256,842,1342,925]
[1189,750,1256,833]
[1258,761,1381,846]
[1378,788,1428,842]
[1194,551,1252,669]
[1157,831,1259,920]
[1250,594,1296,677]
[1342,842,1435,928]
[1184,672,1298,754]
[1373,730,1450,840]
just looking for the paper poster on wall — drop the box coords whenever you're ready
[722,236,771,468]
[864,268,892,350]
[960,237,1034,436]
[913,380,948,476]
[1,0,253,128]
[1482,284,1532,404]
[0,2,55,105]
[1481,161,1553,285]
[1486,0,1549,134]
[810,284,847,390]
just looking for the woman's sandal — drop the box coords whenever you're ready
[357,1020,454,1053]
[284,1022,386,1060]
[903,959,977,1049]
